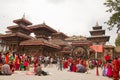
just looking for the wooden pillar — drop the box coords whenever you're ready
[87,48,90,59]
[2,45,4,52]
[12,44,14,52]
[40,46,43,56]
[111,48,114,59]
[5,43,7,51]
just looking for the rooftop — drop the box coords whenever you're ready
[0,32,33,39]
[13,18,32,25]
[20,39,60,49]
[28,23,57,33]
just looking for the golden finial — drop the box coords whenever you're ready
[58,29,60,32]
[43,21,46,25]
[96,21,99,27]
[58,27,61,32]
[22,13,25,19]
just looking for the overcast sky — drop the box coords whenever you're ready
[0,0,118,45]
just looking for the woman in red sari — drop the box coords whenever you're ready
[71,60,77,72]
[34,57,38,72]
[106,61,113,77]
[5,52,9,64]
[15,55,21,70]
[112,57,120,80]
[63,59,68,69]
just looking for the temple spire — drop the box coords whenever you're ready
[43,21,46,25]
[96,21,99,27]
[22,13,25,19]
[58,27,61,32]
[58,29,60,32]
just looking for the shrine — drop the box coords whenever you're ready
[0,17,63,57]
[65,35,92,59]
[87,22,110,45]
[0,17,33,53]
[20,22,61,57]
[87,22,113,59]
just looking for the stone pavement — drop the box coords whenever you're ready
[0,65,113,80]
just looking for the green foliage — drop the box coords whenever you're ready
[104,0,120,33]
[115,33,120,46]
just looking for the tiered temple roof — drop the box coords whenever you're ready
[20,22,60,49]
[28,23,57,33]
[0,18,33,41]
[87,22,110,45]
[52,32,68,39]
[28,23,57,40]
[0,32,32,40]
[20,39,60,49]
[0,17,62,53]
[13,18,32,26]
[51,32,68,47]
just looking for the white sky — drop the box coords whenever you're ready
[0,0,118,45]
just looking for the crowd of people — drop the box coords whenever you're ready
[0,51,55,76]
[0,51,120,80]
[0,52,30,75]
[103,57,120,80]
[61,56,120,80]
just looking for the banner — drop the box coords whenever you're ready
[90,45,103,53]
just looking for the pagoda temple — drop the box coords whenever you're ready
[0,17,33,53]
[87,22,110,45]
[87,22,112,59]
[0,17,63,57]
[20,22,61,57]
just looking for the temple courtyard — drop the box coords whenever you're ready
[0,65,113,80]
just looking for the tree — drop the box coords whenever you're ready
[115,33,120,46]
[104,0,120,33]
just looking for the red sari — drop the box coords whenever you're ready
[72,64,76,72]
[63,61,68,69]
[15,57,20,70]
[107,63,113,77]
[34,58,38,72]
[112,59,120,80]
[5,53,9,64]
